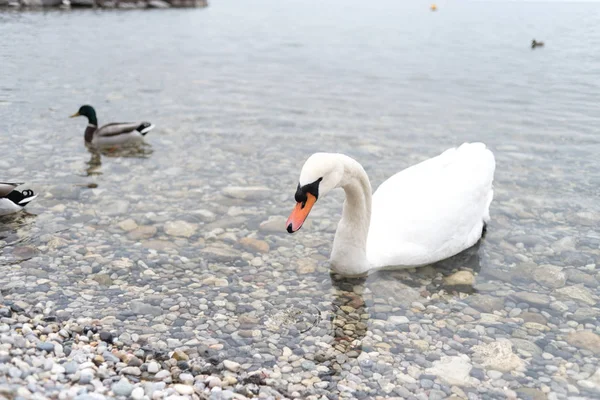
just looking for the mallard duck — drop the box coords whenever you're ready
[0,182,37,216]
[286,143,495,276]
[70,105,155,147]
[531,39,544,48]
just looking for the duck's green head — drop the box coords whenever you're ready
[70,105,97,125]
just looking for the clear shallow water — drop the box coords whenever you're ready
[1,1,600,398]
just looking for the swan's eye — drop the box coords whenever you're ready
[294,178,323,206]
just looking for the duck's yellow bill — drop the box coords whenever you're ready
[69,112,80,118]
[286,192,316,233]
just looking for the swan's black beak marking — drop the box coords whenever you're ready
[286,178,322,233]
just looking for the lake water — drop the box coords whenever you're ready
[1,0,600,399]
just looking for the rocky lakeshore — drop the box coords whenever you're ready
[0,0,206,9]
[0,129,599,399]
[0,301,278,400]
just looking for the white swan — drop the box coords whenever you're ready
[286,142,495,276]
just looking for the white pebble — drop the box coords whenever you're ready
[223,360,241,372]
[173,384,194,395]
[131,387,144,400]
[147,361,160,374]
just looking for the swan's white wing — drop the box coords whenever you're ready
[366,142,495,268]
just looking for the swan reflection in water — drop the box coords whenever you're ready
[371,238,485,297]
[83,143,154,177]
[308,241,485,392]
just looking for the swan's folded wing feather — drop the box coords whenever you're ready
[367,142,495,268]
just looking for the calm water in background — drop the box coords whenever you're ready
[1,0,600,194]
[1,0,600,398]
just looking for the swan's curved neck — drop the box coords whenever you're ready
[330,156,372,276]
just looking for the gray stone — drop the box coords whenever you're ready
[472,340,525,372]
[36,342,54,352]
[533,265,566,288]
[201,246,241,262]
[388,316,409,325]
[128,226,157,240]
[130,301,163,316]
[511,292,551,308]
[74,395,107,400]
[259,216,287,233]
[222,186,271,200]
[103,351,120,363]
[420,379,434,389]
[426,355,474,387]
[566,269,599,287]
[147,0,169,7]
[164,220,198,238]
[155,370,170,380]
[112,378,134,396]
[573,307,600,322]
[120,366,141,376]
[567,331,600,354]
[516,387,546,400]
[578,368,600,394]
[8,367,21,379]
[510,338,543,356]
[64,361,78,374]
[98,199,129,215]
[509,308,522,318]
[466,294,504,313]
[555,285,596,306]
[79,369,94,384]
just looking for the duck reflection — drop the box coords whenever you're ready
[0,211,37,260]
[85,149,102,176]
[83,143,154,177]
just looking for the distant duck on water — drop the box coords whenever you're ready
[531,39,544,48]
[0,182,37,216]
[70,105,155,147]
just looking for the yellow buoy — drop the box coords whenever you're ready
[430,4,437,11]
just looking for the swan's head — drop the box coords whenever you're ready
[286,153,344,233]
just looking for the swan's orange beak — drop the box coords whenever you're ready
[286,193,316,233]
